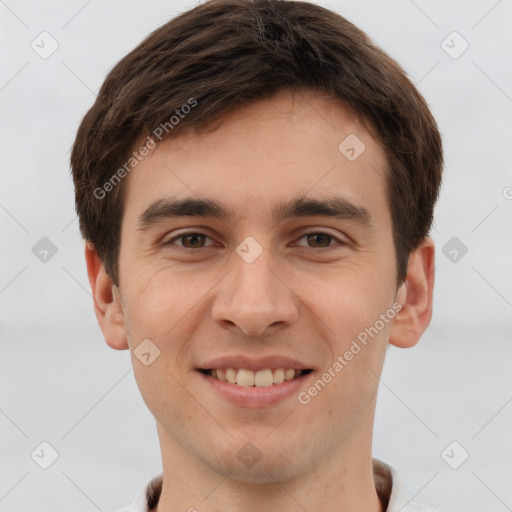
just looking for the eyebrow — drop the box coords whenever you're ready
[136,195,375,232]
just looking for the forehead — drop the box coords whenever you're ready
[122,89,390,228]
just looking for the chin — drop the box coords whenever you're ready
[203,442,309,484]
[223,462,303,485]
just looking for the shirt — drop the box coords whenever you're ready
[119,458,439,512]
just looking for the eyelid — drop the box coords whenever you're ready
[293,228,349,248]
[163,229,216,247]
[163,228,349,249]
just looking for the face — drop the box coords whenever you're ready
[106,89,407,482]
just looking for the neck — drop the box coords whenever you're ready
[154,424,383,512]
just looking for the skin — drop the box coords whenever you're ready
[86,88,434,512]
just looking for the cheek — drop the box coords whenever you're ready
[129,351,196,436]
[300,268,393,345]
[122,264,222,402]
[122,269,201,416]
[297,269,393,404]
[123,264,210,341]
[308,323,389,429]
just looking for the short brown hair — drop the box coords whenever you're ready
[71,0,443,287]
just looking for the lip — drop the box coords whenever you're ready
[197,369,315,408]
[198,355,313,372]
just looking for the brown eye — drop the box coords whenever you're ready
[181,233,206,248]
[165,231,214,248]
[295,231,347,250]
[306,233,333,248]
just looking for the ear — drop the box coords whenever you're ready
[84,243,129,350]
[388,236,435,349]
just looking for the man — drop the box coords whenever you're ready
[70,0,443,510]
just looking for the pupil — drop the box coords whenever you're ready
[308,233,330,247]
[185,234,203,247]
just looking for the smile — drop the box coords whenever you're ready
[200,368,313,387]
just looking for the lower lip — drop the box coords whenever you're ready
[197,370,314,408]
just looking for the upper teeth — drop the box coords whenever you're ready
[209,368,304,387]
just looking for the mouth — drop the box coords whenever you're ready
[198,367,314,387]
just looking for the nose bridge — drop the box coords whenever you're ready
[234,249,279,302]
[211,242,298,335]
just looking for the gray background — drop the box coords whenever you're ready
[1,0,511,510]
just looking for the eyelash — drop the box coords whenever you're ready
[163,230,348,250]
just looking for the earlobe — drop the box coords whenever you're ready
[388,237,435,349]
[84,243,129,350]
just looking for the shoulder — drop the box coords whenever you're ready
[373,458,442,512]
[116,471,164,512]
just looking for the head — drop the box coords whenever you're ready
[71,0,442,484]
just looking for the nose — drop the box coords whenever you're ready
[211,247,299,336]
